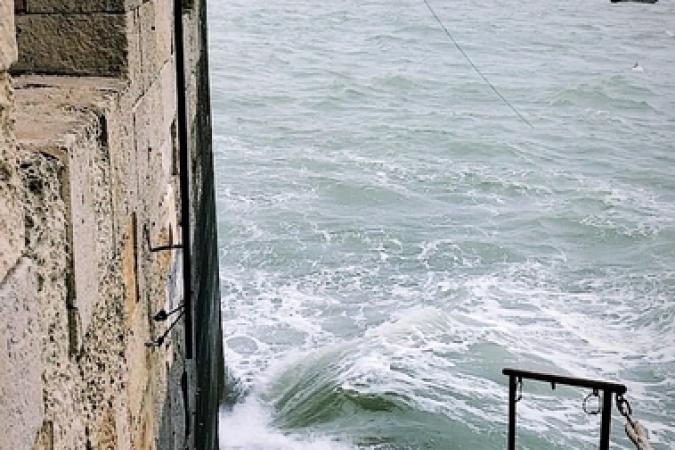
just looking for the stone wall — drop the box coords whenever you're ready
[1,0,21,284]
[0,0,223,448]
[0,4,40,448]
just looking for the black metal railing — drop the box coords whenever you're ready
[503,368,627,450]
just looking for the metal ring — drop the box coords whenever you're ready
[583,390,601,415]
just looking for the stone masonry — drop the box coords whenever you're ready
[0,0,223,448]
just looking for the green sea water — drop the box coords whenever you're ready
[209,1,675,448]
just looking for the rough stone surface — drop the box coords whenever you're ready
[26,0,141,14]
[138,2,160,91]
[14,13,129,76]
[155,0,174,67]
[0,0,223,447]
[0,73,24,283]
[0,258,43,450]
[16,85,116,349]
[0,9,18,281]
[18,146,87,448]
[8,65,195,450]
[0,0,17,71]
[11,75,181,448]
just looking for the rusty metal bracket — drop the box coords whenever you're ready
[145,308,185,348]
[153,303,185,322]
[144,224,182,253]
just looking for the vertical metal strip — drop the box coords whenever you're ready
[599,390,612,450]
[508,375,517,450]
[174,0,193,359]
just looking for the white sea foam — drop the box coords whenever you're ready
[212,0,675,447]
[219,400,350,450]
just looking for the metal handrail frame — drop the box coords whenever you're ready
[502,368,627,450]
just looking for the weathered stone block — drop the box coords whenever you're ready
[133,75,178,266]
[14,79,115,351]
[0,258,43,450]
[155,0,174,66]
[0,186,23,283]
[26,0,141,13]
[160,58,177,138]
[2,0,221,447]
[102,89,140,231]
[133,74,164,179]
[0,0,18,71]
[123,0,173,101]
[69,120,107,344]
[124,7,144,99]
[159,134,175,191]
[122,0,173,94]
[0,73,24,283]
[14,13,129,76]
[139,1,160,91]
[122,215,139,318]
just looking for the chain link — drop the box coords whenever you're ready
[616,394,636,428]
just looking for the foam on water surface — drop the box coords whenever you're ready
[210,0,675,448]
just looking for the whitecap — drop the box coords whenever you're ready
[219,400,350,450]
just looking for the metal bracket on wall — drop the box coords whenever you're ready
[144,224,183,252]
[153,303,185,322]
[145,307,185,348]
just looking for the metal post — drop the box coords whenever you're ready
[174,0,193,359]
[508,375,516,450]
[599,389,612,450]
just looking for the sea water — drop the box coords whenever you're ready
[208,0,675,448]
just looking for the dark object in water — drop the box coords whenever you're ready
[611,0,658,3]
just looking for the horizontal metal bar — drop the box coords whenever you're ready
[502,368,627,394]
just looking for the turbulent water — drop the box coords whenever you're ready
[208,0,675,448]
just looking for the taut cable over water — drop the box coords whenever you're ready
[422,0,534,128]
